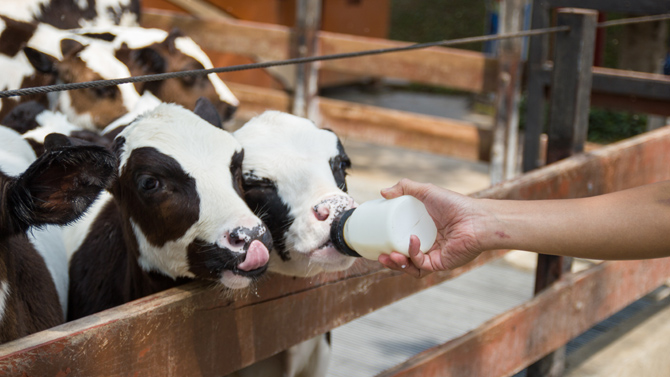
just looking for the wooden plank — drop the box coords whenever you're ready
[490,0,526,184]
[536,66,670,116]
[291,0,321,119]
[227,82,489,161]
[529,10,597,375]
[521,0,551,172]
[3,125,670,376]
[549,0,670,15]
[376,258,670,377]
[545,9,597,163]
[140,10,498,94]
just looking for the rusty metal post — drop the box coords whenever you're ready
[292,0,322,122]
[526,8,598,377]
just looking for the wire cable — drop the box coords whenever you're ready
[1,12,669,99]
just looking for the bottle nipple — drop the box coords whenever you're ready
[330,195,437,260]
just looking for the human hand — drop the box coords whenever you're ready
[377,179,485,278]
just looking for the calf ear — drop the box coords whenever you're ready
[61,39,86,58]
[1,100,46,134]
[193,97,223,129]
[8,133,116,228]
[132,47,166,74]
[24,47,57,74]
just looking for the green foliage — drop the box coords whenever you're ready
[587,108,647,144]
[518,95,647,144]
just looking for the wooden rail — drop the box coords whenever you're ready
[3,121,670,377]
[141,10,499,94]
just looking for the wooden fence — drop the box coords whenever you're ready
[2,3,670,376]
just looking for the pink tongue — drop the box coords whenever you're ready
[237,240,270,271]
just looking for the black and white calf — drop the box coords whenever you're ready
[65,102,272,321]
[0,126,114,344]
[235,111,356,277]
[75,26,240,121]
[230,111,357,377]
[0,17,144,130]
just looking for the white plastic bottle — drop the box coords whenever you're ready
[330,195,437,259]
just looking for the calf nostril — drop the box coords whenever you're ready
[227,232,247,249]
[313,204,330,221]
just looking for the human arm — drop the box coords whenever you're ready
[378,179,670,278]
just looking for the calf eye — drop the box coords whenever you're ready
[92,85,118,99]
[137,175,160,192]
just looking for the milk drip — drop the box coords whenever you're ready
[330,195,438,259]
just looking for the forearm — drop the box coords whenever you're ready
[476,182,670,260]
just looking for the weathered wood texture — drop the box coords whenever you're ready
[3,122,670,377]
[141,10,499,94]
[548,0,670,14]
[539,67,670,117]
[490,0,526,184]
[291,0,321,118]
[376,258,670,377]
[228,82,490,161]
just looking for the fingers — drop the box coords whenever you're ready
[378,236,433,279]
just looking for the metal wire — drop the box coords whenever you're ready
[0,12,669,99]
[0,25,570,99]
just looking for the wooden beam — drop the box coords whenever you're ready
[536,66,670,116]
[529,11,596,375]
[376,257,670,377]
[549,0,670,15]
[141,10,498,94]
[4,125,670,376]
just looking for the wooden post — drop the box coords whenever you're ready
[526,8,597,377]
[292,0,322,121]
[491,0,527,184]
[521,0,551,173]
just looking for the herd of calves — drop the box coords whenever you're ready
[0,1,361,376]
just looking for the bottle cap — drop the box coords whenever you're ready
[330,208,361,257]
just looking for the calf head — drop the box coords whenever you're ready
[0,130,115,239]
[25,38,141,130]
[111,102,271,288]
[234,111,356,277]
[111,28,239,121]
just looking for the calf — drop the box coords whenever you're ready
[230,111,357,377]
[0,0,140,29]
[66,102,271,321]
[0,126,114,343]
[76,26,240,120]
[0,18,143,130]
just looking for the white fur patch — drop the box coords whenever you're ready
[63,191,112,261]
[0,52,36,92]
[0,0,50,22]
[27,225,69,318]
[22,110,80,144]
[78,41,141,108]
[102,91,162,135]
[0,126,37,176]
[0,281,10,324]
[118,104,263,277]
[174,37,239,106]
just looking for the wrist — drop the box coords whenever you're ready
[473,198,515,252]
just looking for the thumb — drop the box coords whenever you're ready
[381,178,421,200]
